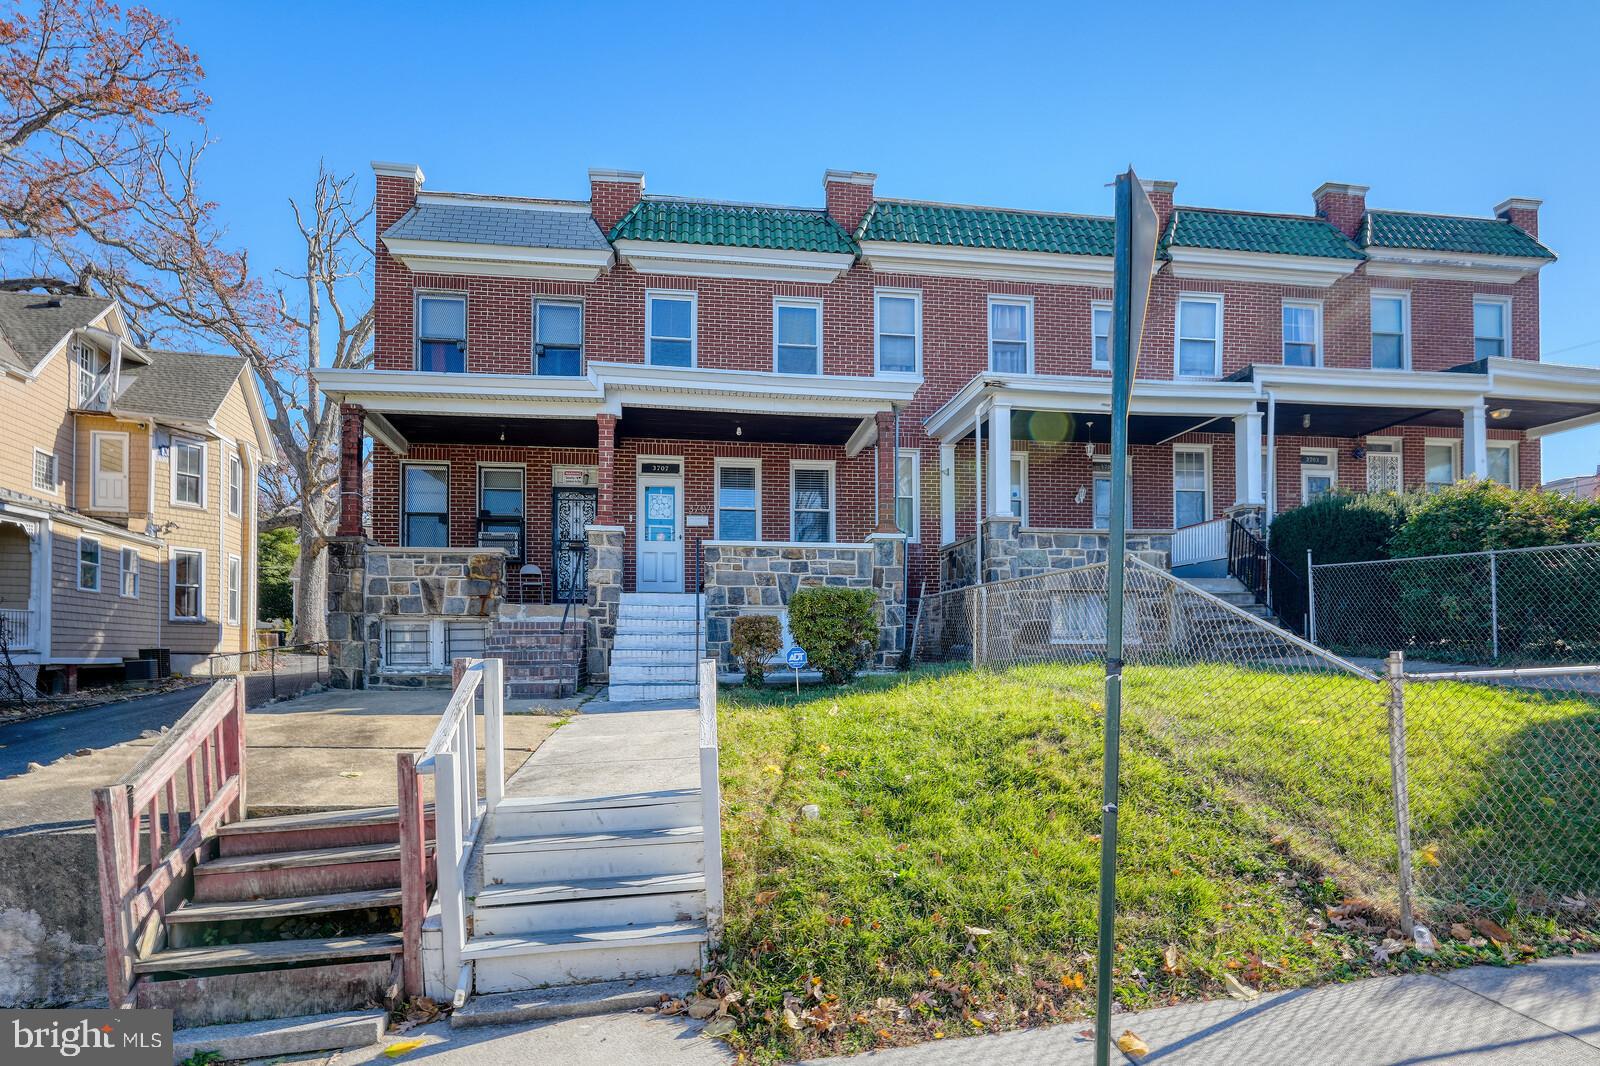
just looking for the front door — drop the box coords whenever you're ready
[552,487,597,602]
[637,460,684,593]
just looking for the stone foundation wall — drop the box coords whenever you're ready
[940,536,977,590]
[584,526,625,682]
[703,535,906,672]
[936,527,1172,593]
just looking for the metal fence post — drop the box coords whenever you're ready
[269,646,277,698]
[1385,650,1416,939]
[1306,549,1317,644]
[1488,549,1499,662]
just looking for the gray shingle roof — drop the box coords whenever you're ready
[115,349,246,424]
[0,291,114,374]
[384,200,610,251]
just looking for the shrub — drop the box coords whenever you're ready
[1389,479,1600,557]
[730,614,782,687]
[787,585,879,685]
[1267,492,1420,641]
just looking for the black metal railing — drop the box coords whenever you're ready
[191,642,330,700]
[559,540,587,634]
[1227,519,1309,635]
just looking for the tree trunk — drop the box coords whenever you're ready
[292,515,330,645]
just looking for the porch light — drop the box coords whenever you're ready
[1489,407,1512,420]
[1301,413,1312,430]
[1084,421,1095,458]
[735,423,742,437]
[499,428,506,442]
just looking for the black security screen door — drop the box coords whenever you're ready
[553,487,598,602]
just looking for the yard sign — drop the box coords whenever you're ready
[1095,168,1160,1066]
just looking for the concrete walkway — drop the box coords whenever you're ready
[503,697,698,798]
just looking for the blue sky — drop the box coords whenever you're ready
[166,0,1600,479]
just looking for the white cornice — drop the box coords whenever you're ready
[416,191,591,213]
[372,161,424,184]
[612,240,854,283]
[381,235,614,282]
[1362,247,1549,284]
[1165,247,1361,288]
[858,240,1114,286]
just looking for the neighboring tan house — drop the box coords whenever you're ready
[1543,465,1600,501]
[0,291,277,692]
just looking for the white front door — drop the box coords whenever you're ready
[91,431,129,512]
[636,460,684,593]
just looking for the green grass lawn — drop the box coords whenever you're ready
[710,664,1600,1061]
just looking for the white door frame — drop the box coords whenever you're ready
[1300,447,1338,503]
[635,455,685,593]
[90,430,130,512]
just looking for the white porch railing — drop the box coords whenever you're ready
[412,657,504,1005]
[697,658,724,943]
[1170,517,1231,568]
[0,607,34,651]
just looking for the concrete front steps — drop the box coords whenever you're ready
[1182,576,1281,634]
[606,593,703,702]
[134,805,429,1033]
[488,611,584,699]
[460,790,709,1000]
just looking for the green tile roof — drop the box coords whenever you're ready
[857,200,1114,256]
[609,199,855,254]
[1363,211,1554,259]
[1164,208,1364,260]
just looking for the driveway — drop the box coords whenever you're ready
[0,684,210,780]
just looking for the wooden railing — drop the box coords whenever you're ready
[697,658,724,943]
[92,678,246,1008]
[1170,517,1231,568]
[396,657,503,1001]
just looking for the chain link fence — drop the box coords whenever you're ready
[190,642,330,703]
[1309,541,1600,666]
[910,558,1600,930]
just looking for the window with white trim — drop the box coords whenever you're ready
[171,549,204,619]
[1487,442,1517,488]
[226,555,241,625]
[32,449,58,493]
[896,451,919,541]
[1365,440,1402,494]
[383,622,432,669]
[228,454,243,518]
[647,291,695,367]
[75,343,111,410]
[77,537,100,591]
[1474,297,1510,360]
[382,619,489,671]
[1282,300,1321,366]
[988,296,1032,373]
[1371,292,1409,369]
[172,438,204,507]
[416,294,466,373]
[1051,591,1140,645]
[477,466,524,559]
[1173,448,1210,528]
[1301,449,1337,502]
[774,298,821,375]
[1091,301,1112,369]
[120,547,140,598]
[1424,442,1458,493]
[535,300,583,376]
[1010,455,1029,525]
[401,464,450,547]
[875,290,920,374]
[791,464,834,543]
[716,462,759,541]
[1176,294,1222,377]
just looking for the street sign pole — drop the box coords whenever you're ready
[1095,168,1158,1066]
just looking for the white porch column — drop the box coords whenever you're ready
[1461,403,1489,480]
[988,403,1013,517]
[939,439,956,545]
[1233,410,1264,506]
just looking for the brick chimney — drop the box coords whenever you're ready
[1141,178,1177,234]
[1313,182,1369,238]
[590,169,644,234]
[1495,196,1542,240]
[371,161,423,232]
[824,169,876,234]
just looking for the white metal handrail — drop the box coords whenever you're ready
[697,658,724,943]
[1169,517,1231,567]
[414,656,504,1004]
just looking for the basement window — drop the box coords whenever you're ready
[382,619,490,671]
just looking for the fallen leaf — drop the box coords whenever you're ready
[963,925,993,937]
[1223,974,1259,1001]
[1450,923,1473,941]
[753,890,779,907]
[1162,944,1183,975]
[384,1040,425,1058]
[700,1018,736,1039]
[1060,972,1086,990]
[781,1008,802,1030]
[339,770,363,779]
[1474,917,1512,944]
[1117,1030,1151,1058]
[1418,843,1441,867]
[687,995,721,1019]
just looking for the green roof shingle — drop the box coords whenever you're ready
[857,201,1114,256]
[609,199,855,253]
[1165,208,1364,260]
[1363,211,1554,259]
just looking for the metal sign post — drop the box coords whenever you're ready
[786,646,807,695]
[1095,168,1160,1066]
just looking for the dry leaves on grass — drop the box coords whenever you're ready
[1222,974,1259,1001]
[1162,944,1183,976]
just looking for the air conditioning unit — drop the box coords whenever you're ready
[477,530,521,557]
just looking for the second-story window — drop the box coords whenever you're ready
[774,298,821,375]
[1091,301,1112,369]
[76,343,111,409]
[1282,301,1321,366]
[647,291,695,367]
[1474,297,1509,359]
[228,454,243,517]
[536,301,582,376]
[1176,295,1222,378]
[875,290,920,374]
[988,297,1032,373]
[416,295,466,373]
[172,438,204,507]
[1371,292,1409,369]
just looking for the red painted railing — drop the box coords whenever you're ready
[92,677,247,1008]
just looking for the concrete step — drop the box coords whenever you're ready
[494,790,701,836]
[620,593,704,607]
[167,887,402,925]
[451,976,693,1028]
[194,841,415,902]
[608,664,697,684]
[135,933,402,974]
[1185,577,1251,594]
[172,1010,389,1062]
[618,606,701,623]
[474,873,706,935]
[612,632,699,650]
[610,647,698,666]
[215,805,422,857]
[464,922,707,993]
[605,682,699,703]
[483,825,704,883]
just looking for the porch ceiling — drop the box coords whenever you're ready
[618,406,863,446]
[382,412,599,448]
[1007,410,1222,445]
[1270,396,1600,438]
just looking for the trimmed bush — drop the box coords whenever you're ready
[1389,479,1600,557]
[787,585,879,685]
[1267,492,1420,640]
[730,614,782,687]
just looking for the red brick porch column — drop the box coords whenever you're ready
[875,410,898,534]
[337,403,365,537]
[596,413,618,525]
